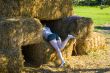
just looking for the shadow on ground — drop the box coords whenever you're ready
[73,68,110,73]
[95,26,110,30]
[24,67,110,73]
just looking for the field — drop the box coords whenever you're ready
[74,6,110,25]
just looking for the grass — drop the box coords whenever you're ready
[74,6,110,25]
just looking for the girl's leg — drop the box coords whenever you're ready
[49,39,65,66]
[57,37,62,48]
[57,34,74,50]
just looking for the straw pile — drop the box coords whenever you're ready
[76,32,107,54]
[0,0,73,20]
[0,18,42,73]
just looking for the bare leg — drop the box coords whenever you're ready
[49,39,65,66]
[57,34,75,50]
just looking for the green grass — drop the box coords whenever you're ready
[74,6,110,25]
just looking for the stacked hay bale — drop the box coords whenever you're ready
[0,1,74,72]
[0,0,20,17]
[76,32,107,54]
[0,0,73,19]
[0,0,107,73]
[0,49,9,73]
[0,18,42,73]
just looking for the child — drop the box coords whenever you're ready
[42,26,75,67]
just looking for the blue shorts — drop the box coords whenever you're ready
[47,33,60,41]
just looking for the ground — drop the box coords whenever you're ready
[23,25,110,73]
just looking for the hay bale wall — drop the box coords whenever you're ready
[76,32,107,54]
[0,0,73,20]
[0,18,42,47]
[0,18,42,73]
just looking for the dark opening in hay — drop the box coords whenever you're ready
[21,44,44,67]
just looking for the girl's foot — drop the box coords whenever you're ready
[59,61,65,67]
[68,34,75,39]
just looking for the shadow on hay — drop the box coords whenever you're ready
[21,43,50,67]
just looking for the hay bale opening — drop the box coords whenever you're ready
[21,44,44,67]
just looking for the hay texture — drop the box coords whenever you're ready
[0,0,73,20]
[76,32,107,54]
[0,18,42,73]
[0,17,76,73]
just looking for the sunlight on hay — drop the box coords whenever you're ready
[76,32,107,54]
[0,0,73,20]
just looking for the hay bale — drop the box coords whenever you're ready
[0,50,8,73]
[0,18,42,73]
[0,18,42,47]
[0,49,23,73]
[76,32,107,54]
[0,0,73,20]
[0,0,20,18]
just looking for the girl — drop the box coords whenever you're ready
[42,26,75,67]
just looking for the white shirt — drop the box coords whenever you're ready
[42,27,53,39]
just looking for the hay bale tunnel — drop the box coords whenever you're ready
[40,16,94,55]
